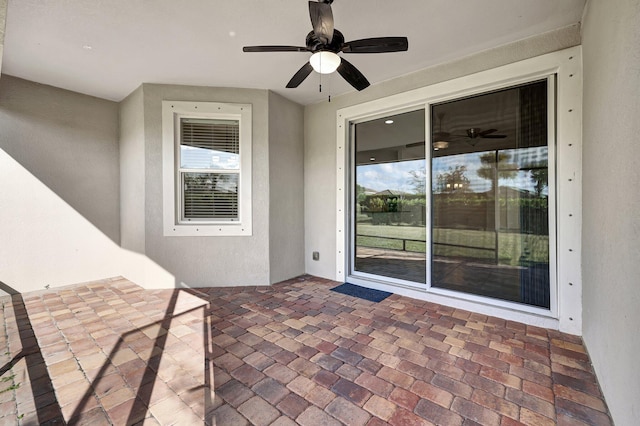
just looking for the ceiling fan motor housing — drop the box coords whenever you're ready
[306,29,344,53]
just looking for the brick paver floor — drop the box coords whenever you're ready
[0,275,612,425]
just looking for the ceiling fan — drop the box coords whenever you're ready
[432,114,507,143]
[463,128,507,140]
[458,128,507,146]
[242,0,408,91]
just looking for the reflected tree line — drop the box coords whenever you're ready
[183,173,239,219]
[357,150,548,231]
[432,151,548,235]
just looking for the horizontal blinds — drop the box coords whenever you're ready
[181,118,239,155]
[182,172,239,220]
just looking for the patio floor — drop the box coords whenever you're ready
[0,275,612,425]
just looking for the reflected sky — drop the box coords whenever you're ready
[181,146,239,170]
[357,159,425,194]
[357,147,548,195]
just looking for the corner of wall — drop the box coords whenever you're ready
[119,85,146,255]
[580,0,640,423]
[0,0,7,77]
[268,91,306,284]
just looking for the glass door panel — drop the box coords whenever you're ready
[351,109,427,285]
[430,80,551,308]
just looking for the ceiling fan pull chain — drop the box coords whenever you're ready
[319,54,323,92]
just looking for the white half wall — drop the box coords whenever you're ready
[581,0,640,424]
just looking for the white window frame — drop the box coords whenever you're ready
[336,46,582,334]
[162,101,252,236]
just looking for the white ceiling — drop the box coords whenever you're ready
[2,0,586,106]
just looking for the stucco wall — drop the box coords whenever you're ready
[304,25,582,279]
[0,75,122,293]
[0,75,120,241]
[140,84,272,287]
[581,0,640,424]
[0,0,6,76]
[268,92,305,283]
[119,86,145,253]
[0,77,299,292]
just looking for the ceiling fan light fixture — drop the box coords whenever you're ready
[309,51,341,74]
[432,141,449,151]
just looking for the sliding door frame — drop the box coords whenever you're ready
[336,46,582,333]
[425,75,557,314]
[346,106,428,291]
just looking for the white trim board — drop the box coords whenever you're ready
[336,46,582,334]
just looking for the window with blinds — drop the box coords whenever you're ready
[162,100,251,236]
[179,118,240,221]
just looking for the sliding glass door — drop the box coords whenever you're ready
[350,109,427,286]
[430,79,552,308]
[346,78,554,310]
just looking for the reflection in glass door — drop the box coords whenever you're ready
[350,109,427,285]
[430,80,552,308]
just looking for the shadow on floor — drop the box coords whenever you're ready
[0,281,215,425]
[0,281,65,425]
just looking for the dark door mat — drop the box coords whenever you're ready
[330,283,392,303]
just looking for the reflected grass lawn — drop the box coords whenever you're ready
[356,223,548,266]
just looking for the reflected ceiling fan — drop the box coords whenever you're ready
[431,113,454,150]
[463,128,507,139]
[432,114,507,148]
[242,0,409,91]
[459,128,507,146]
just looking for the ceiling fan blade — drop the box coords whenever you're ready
[286,62,314,88]
[479,128,498,136]
[337,57,370,91]
[309,1,334,44]
[341,37,408,53]
[478,128,506,138]
[243,46,309,53]
[406,141,425,148]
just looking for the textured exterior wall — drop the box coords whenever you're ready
[581,0,640,424]
[268,92,305,283]
[0,75,120,241]
[0,0,6,76]
[0,75,122,292]
[119,86,145,253]
[141,84,272,287]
